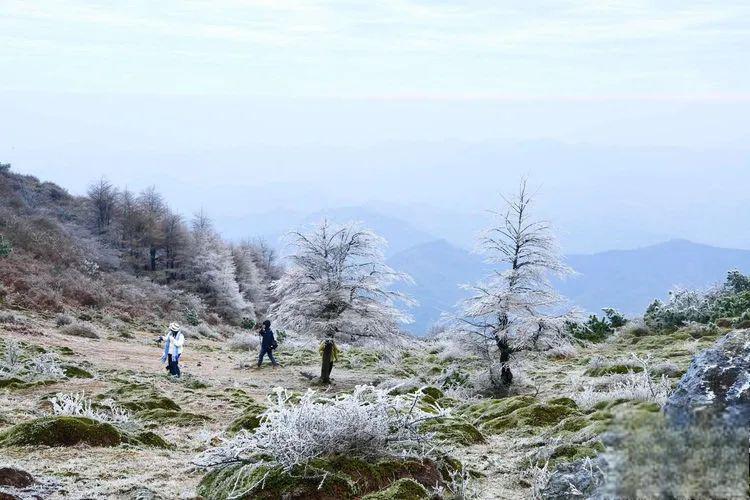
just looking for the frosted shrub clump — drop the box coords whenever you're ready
[228,332,260,351]
[31,353,65,377]
[0,339,23,374]
[574,371,672,409]
[49,392,132,424]
[196,385,437,471]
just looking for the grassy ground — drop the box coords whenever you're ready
[0,310,723,499]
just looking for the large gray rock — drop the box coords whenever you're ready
[541,456,607,500]
[663,330,750,427]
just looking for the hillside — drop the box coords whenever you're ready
[391,238,750,334]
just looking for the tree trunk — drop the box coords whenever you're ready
[149,247,157,271]
[497,335,513,385]
[320,339,335,383]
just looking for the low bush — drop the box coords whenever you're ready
[59,322,100,339]
[196,386,436,472]
[55,313,73,327]
[228,332,260,351]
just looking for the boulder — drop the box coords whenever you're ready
[541,456,607,500]
[0,467,34,488]
[663,330,750,427]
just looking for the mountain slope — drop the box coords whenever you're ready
[390,238,750,335]
[559,239,750,315]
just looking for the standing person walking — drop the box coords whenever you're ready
[257,319,280,368]
[161,322,185,377]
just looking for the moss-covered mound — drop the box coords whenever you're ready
[457,396,581,434]
[361,478,429,500]
[198,456,444,500]
[0,416,121,447]
[227,401,267,434]
[0,377,56,390]
[421,418,485,445]
[124,430,172,449]
[98,382,180,412]
[62,365,93,378]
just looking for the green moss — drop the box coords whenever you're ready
[136,408,210,426]
[421,418,486,445]
[362,478,429,500]
[227,402,267,434]
[0,416,121,447]
[479,401,581,434]
[62,365,93,378]
[125,430,172,449]
[547,397,578,409]
[420,386,444,400]
[552,416,591,434]
[198,456,444,500]
[547,442,603,467]
[0,378,56,390]
[99,383,181,412]
[57,346,75,356]
[457,395,536,423]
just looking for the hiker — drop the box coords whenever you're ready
[257,319,279,368]
[161,322,185,377]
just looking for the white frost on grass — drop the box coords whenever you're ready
[573,371,672,409]
[49,392,132,424]
[195,385,438,471]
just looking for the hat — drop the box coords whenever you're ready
[169,322,181,332]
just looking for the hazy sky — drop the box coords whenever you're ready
[2,1,749,253]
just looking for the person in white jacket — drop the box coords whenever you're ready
[160,322,185,378]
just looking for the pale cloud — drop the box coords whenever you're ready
[1,0,748,98]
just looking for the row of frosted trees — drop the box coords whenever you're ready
[270,179,576,390]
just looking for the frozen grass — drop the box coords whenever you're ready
[49,392,132,424]
[574,370,672,408]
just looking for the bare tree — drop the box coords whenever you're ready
[138,186,167,271]
[87,178,118,235]
[458,180,575,393]
[271,220,413,382]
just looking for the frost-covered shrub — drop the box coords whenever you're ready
[602,308,628,328]
[196,386,434,471]
[0,234,12,258]
[49,392,132,424]
[195,323,219,340]
[228,332,260,351]
[31,353,65,377]
[55,313,73,327]
[644,288,712,331]
[59,322,100,339]
[1,339,23,373]
[0,312,17,323]
[574,370,672,409]
[621,319,652,337]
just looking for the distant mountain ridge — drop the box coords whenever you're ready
[389,238,750,335]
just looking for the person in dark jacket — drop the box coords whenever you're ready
[257,319,280,368]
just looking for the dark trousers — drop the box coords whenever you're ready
[258,347,278,366]
[167,354,181,377]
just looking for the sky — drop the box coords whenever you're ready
[1,1,749,253]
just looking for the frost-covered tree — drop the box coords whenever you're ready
[187,212,251,323]
[272,220,413,381]
[459,180,575,392]
[231,243,265,308]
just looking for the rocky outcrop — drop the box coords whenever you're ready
[663,330,750,427]
[540,456,607,500]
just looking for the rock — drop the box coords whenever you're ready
[663,330,750,427]
[0,416,122,447]
[541,456,607,500]
[0,467,34,488]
